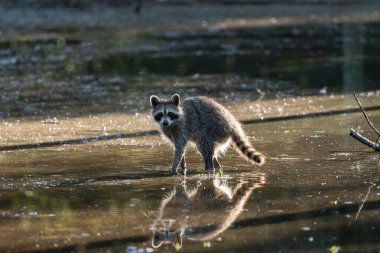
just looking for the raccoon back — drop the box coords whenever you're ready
[182,97,240,138]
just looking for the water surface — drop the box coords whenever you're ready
[0,2,380,252]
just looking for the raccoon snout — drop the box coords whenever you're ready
[162,120,169,126]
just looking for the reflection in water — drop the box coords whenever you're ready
[80,22,380,94]
[150,173,266,249]
[343,23,364,92]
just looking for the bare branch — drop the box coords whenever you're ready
[355,183,374,220]
[349,129,380,151]
[354,93,380,139]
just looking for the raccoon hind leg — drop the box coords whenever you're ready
[197,141,225,172]
[197,142,214,172]
[213,158,221,170]
[212,139,230,171]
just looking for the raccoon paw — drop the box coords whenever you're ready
[177,169,187,176]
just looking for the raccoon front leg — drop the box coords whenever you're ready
[178,156,187,174]
[171,141,187,174]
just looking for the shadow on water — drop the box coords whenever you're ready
[23,220,380,253]
[230,220,380,252]
[20,235,149,253]
[24,222,380,253]
[0,130,159,151]
[233,199,380,229]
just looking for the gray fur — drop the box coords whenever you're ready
[150,94,265,174]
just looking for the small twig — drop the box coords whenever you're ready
[355,183,375,220]
[349,129,380,151]
[354,93,380,141]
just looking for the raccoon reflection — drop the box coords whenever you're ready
[150,174,266,248]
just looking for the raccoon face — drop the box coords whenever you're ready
[151,229,183,248]
[151,219,183,249]
[150,94,182,127]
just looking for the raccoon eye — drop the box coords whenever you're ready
[167,112,178,120]
[154,112,163,121]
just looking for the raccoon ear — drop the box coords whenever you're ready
[171,233,183,249]
[171,94,180,106]
[150,95,160,108]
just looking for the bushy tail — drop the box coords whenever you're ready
[232,133,265,165]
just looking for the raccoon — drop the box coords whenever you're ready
[150,94,265,174]
[150,174,266,248]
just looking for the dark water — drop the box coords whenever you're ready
[81,23,380,93]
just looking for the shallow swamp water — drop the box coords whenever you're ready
[0,2,380,252]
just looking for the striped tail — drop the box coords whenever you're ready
[232,133,265,165]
